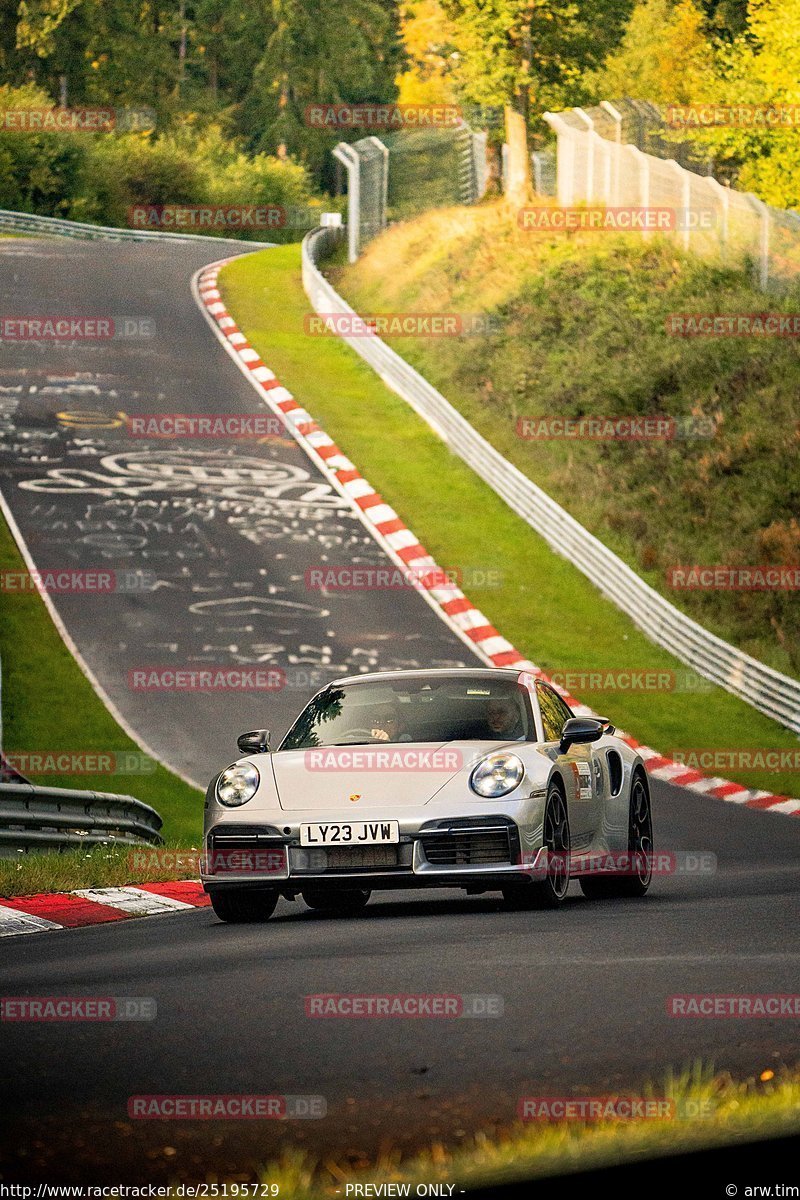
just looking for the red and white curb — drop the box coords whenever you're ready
[192,258,799,822]
[0,881,209,938]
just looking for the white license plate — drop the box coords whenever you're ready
[300,821,399,847]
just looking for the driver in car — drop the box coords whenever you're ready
[484,697,525,741]
[369,704,412,742]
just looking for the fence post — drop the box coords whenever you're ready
[543,113,576,205]
[574,107,594,200]
[600,101,623,205]
[333,142,360,263]
[473,130,488,199]
[707,177,729,264]
[601,137,612,204]
[746,194,770,290]
[627,145,651,239]
[667,159,691,251]
[364,135,389,230]
[532,151,542,195]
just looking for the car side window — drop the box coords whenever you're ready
[550,687,574,730]
[536,682,564,742]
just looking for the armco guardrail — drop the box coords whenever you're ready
[0,207,274,247]
[302,225,800,734]
[0,782,163,856]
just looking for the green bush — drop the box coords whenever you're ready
[69,132,206,225]
[71,123,319,240]
[0,87,321,239]
[0,84,88,215]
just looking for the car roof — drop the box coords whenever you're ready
[329,667,524,687]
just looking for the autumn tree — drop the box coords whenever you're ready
[585,0,715,104]
[442,0,632,205]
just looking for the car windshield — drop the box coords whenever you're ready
[279,675,533,748]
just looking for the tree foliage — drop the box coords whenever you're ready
[585,0,714,104]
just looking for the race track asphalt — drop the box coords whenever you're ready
[1,773,798,1181]
[0,237,470,785]
[0,236,798,1184]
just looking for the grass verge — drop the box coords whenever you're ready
[0,511,203,849]
[219,245,800,799]
[246,1064,799,1193]
[0,842,202,898]
[333,202,800,680]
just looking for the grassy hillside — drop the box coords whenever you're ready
[333,203,800,680]
[219,247,800,799]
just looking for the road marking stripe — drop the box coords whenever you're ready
[450,607,493,631]
[766,799,800,814]
[267,386,293,404]
[466,624,501,643]
[1,893,129,927]
[136,881,211,906]
[250,365,276,382]
[72,887,195,915]
[346,481,378,500]
[370,506,400,527]
[0,903,62,937]
[325,453,355,471]
[384,528,420,551]
[476,635,516,656]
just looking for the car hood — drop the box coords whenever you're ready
[269,741,519,811]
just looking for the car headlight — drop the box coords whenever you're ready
[216,762,260,807]
[470,752,525,798]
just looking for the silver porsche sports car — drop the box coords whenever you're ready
[202,668,653,922]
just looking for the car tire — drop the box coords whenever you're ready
[579,770,653,900]
[209,889,278,923]
[302,888,371,915]
[502,782,571,910]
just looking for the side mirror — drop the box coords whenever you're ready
[559,717,604,755]
[237,729,271,755]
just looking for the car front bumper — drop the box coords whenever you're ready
[201,814,549,893]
